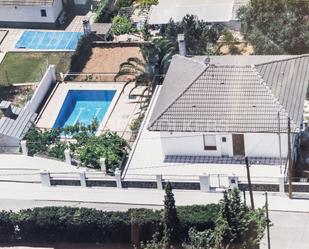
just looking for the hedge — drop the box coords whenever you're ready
[0,205,220,243]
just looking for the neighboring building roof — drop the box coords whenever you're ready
[148,55,309,133]
[0,101,37,141]
[148,0,249,25]
[0,0,54,6]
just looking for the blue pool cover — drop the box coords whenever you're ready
[53,90,116,129]
[15,31,83,50]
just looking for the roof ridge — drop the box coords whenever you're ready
[148,62,209,129]
[255,54,309,67]
[251,65,299,130]
[174,55,208,68]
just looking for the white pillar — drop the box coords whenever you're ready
[64,149,71,165]
[156,175,163,190]
[279,175,285,193]
[20,140,28,156]
[80,170,87,187]
[228,175,239,189]
[40,170,51,187]
[115,168,122,188]
[199,174,210,192]
[100,158,107,174]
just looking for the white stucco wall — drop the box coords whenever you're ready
[160,132,290,158]
[0,135,19,153]
[0,0,63,23]
[25,65,57,114]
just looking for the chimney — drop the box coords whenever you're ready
[177,34,186,56]
[83,19,91,35]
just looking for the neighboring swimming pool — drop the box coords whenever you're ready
[15,31,83,50]
[53,90,116,128]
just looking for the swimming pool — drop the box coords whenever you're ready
[53,90,116,128]
[15,31,83,50]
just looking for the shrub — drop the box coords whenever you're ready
[138,0,158,7]
[116,0,134,9]
[0,205,220,243]
[111,16,135,35]
[95,0,114,22]
[69,34,92,73]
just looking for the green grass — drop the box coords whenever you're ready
[0,52,72,85]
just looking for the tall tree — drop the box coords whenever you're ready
[238,0,309,54]
[161,15,224,55]
[163,182,180,247]
[114,38,176,103]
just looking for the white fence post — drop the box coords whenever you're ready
[64,149,72,165]
[100,158,107,174]
[20,140,28,156]
[199,174,210,192]
[156,175,163,190]
[278,175,285,193]
[80,170,87,187]
[115,168,122,188]
[228,175,239,189]
[40,170,51,187]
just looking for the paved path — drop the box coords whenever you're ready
[0,29,22,63]
[260,211,309,249]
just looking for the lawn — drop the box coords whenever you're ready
[0,52,72,85]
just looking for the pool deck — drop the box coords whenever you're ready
[36,82,145,140]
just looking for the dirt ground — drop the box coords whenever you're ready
[82,46,143,74]
[0,85,35,117]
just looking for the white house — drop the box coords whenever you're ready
[0,0,64,28]
[147,54,309,160]
[148,0,249,30]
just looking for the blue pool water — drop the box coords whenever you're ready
[15,31,83,50]
[53,90,116,128]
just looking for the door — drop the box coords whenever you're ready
[221,136,229,156]
[232,134,245,156]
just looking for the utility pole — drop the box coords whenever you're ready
[265,192,271,249]
[245,156,254,210]
[278,111,283,174]
[288,117,293,199]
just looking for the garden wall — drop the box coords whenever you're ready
[25,65,57,114]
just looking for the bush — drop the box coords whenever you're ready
[69,34,92,73]
[25,123,128,174]
[95,0,114,22]
[0,205,220,243]
[111,16,135,35]
[138,0,158,7]
[116,0,134,9]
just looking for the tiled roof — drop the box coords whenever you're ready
[0,0,54,6]
[148,55,309,133]
[0,103,37,140]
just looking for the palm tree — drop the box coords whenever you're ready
[114,38,176,109]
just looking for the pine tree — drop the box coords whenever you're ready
[163,182,180,247]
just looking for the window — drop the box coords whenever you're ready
[222,137,227,142]
[203,135,217,150]
[41,9,47,17]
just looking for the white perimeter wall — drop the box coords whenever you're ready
[160,132,289,158]
[26,65,57,114]
[0,0,63,23]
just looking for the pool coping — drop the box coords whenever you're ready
[36,82,125,132]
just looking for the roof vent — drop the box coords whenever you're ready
[252,105,257,108]
[220,81,225,85]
